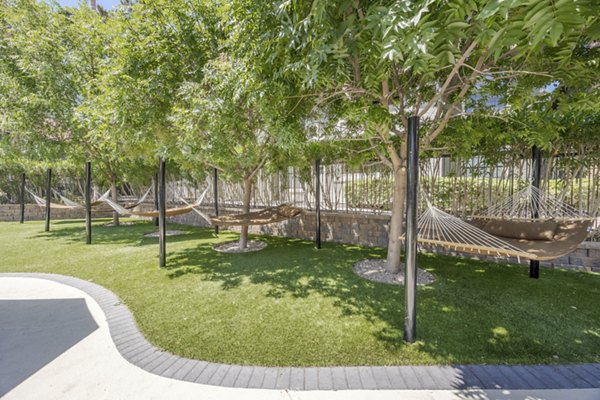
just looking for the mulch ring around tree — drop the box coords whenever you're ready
[214,240,267,253]
[353,259,436,286]
[143,230,186,237]
[104,222,137,227]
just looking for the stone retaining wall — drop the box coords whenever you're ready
[168,206,600,273]
[3,203,597,272]
[0,204,113,221]
[168,207,391,247]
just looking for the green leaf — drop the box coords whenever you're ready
[446,21,470,30]
[547,22,563,46]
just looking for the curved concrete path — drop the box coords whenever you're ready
[1,273,599,400]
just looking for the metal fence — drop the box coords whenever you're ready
[196,155,600,241]
[4,154,600,239]
[194,156,600,218]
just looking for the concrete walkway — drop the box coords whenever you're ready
[0,273,599,400]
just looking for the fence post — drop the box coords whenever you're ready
[20,173,26,223]
[213,167,219,234]
[45,168,52,232]
[159,158,166,268]
[85,162,92,244]
[315,159,321,249]
[530,145,542,279]
[404,115,420,343]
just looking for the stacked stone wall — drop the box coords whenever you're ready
[3,203,597,272]
[167,206,600,272]
[0,204,112,221]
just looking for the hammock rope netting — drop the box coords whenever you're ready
[32,182,302,227]
[102,187,302,226]
[28,188,112,210]
[476,185,587,220]
[402,185,595,262]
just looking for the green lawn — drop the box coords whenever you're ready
[1,219,599,366]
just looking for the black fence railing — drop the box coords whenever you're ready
[3,154,599,240]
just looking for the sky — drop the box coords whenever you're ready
[54,0,121,9]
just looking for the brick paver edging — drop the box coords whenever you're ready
[3,272,599,391]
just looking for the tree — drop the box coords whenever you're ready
[173,55,304,249]
[0,0,79,189]
[236,0,599,272]
[87,0,219,199]
[0,1,163,222]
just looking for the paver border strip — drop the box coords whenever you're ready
[2,272,599,390]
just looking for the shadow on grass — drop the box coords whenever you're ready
[165,233,600,365]
[28,220,215,246]
[17,219,600,366]
[166,234,410,350]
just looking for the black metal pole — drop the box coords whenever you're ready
[19,173,26,224]
[85,161,92,245]
[404,115,420,343]
[153,173,159,227]
[315,159,321,249]
[45,168,52,232]
[159,159,166,267]
[213,167,219,235]
[530,145,542,279]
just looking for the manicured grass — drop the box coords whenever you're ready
[1,219,599,366]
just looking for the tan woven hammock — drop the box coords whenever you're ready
[469,217,593,261]
[132,204,199,218]
[210,204,303,227]
[401,193,594,262]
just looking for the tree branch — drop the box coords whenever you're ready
[424,52,487,145]
[418,40,479,118]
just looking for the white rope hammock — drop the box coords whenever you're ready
[179,194,213,224]
[97,188,111,201]
[48,188,112,208]
[124,186,153,209]
[404,198,536,261]
[102,197,134,216]
[27,189,50,207]
[402,185,595,262]
[478,184,589,220]
[26,189,75,209]
[53,190,83,208]
[103,187,208,217]
[94,188,112,202]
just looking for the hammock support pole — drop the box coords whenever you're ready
[315,159,321,249]
[19,173,26,224]
[404,115,419,343]
[45,168,52,232]
[159,158,166,267]
[213,167,219,235]
[153,173,159,227]
[530,145,542,279]
[85,161,92,245]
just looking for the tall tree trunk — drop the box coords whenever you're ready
[239,177,252,249]
[386,143,408,273]
[111,180,120,227]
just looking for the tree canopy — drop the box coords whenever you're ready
[0,0,598,258]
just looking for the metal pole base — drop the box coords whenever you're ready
[529,260,540,279]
